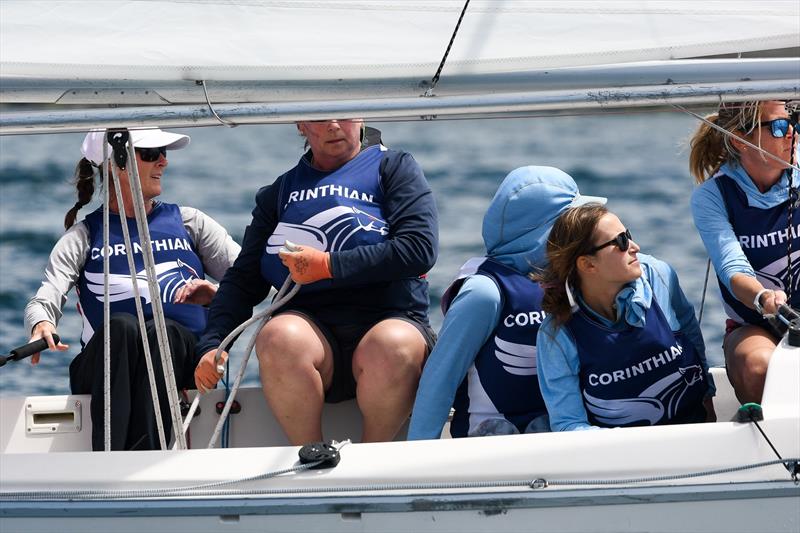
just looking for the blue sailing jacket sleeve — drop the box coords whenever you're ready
[330,151,439,282]
[407,275,502,440]
[195,182,280,356]
[536,319,598,431]
[690,179,755,293]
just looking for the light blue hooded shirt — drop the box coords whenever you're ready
[691,160,796,292]
[536,254,715,432]
[408,166,604,440]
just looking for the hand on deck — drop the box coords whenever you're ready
[28,320,69,365]
[278,244,332,284]
[173,278,217,306]
[194,348,228,393]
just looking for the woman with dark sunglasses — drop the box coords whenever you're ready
[24,128,241,450]
[535,204,716,431]
[689,100,798,405]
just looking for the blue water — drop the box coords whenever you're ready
[0,113,728,395]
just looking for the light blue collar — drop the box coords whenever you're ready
[720,160,793,209]
[577,274,653,329]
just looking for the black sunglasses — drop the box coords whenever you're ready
[588,229,632,254]
[135,146,167,162]
[751,118,794,138]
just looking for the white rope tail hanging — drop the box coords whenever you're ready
[566,279,579,313]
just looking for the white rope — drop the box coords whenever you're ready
[122,139,186,450]
[101,140,111,452]
[206,277,300,449]
[176,276,300,446]
[108,155,168,450]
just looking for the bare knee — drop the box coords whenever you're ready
[256,314,330,378]
[353,322,425,383]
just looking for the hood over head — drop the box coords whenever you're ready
[482,166,606,273]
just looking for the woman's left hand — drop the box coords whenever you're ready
[173,278,217,306]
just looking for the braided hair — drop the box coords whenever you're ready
[63,158,102,230]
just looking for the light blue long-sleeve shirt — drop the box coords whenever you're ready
[536,254,715,432]
[408,166,595,440]
[407,273,503,440]
[690,161,794,293]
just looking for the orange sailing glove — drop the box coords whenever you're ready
[194,349,228,393]
[278,241,332,284]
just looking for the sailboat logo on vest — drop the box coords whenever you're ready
[84,259,200,305]
[758,250,800,293]
[494,337,538,376]
[266,206,388,253]
[583,364,704,426]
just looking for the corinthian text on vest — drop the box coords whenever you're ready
[504,310,547,327]
[738,223,800,249]
[91,238,193,259]
[286,185,374,206]
[588,342,684,386]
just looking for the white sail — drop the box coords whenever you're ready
[0,0,798,126]
[2,0,799,82]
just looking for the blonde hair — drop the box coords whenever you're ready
[688,101,763,184]
[536,204,608,325]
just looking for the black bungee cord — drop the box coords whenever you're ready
[423,0,471,97]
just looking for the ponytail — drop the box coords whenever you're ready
[688,101,763,184]
[64,158,98,230]
[688,114,727,184]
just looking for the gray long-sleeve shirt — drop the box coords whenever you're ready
[24,206,241,335]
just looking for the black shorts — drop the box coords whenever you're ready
[279,309,437,403]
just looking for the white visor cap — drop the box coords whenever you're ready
[81,128,190,165]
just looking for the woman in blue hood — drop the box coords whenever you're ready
[408,166,604,439]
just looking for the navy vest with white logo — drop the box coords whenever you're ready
[77,203,207,346]
[447,259,548,437]
[260,145,388,293]
[715,174,800,327]
[565,298,707,428]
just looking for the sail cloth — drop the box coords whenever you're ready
[0,0,798,129]
[1,1,798,91]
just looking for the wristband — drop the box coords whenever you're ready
[753,288,771,315]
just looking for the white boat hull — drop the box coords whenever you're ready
[1,338,799,532]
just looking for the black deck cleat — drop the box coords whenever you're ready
[215,399,241,415]
[180,399,200,418]
[298,442,341,470]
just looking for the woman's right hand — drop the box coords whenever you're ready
[29,321,69,365]
[757,289,787,316]
[194,349,228,393]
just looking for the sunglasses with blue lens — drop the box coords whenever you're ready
[754,118,794,138]
[588,229,632,254]
[135,146,167,162]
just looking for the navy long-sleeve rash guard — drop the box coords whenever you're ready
[196,149,438,357]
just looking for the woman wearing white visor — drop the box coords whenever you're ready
[24,128,240,451]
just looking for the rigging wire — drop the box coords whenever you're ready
[785,101,798,304]
[671,104,800,175]
[423,0,471,97]
[697,258,712,325]
[199,80,238,128]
